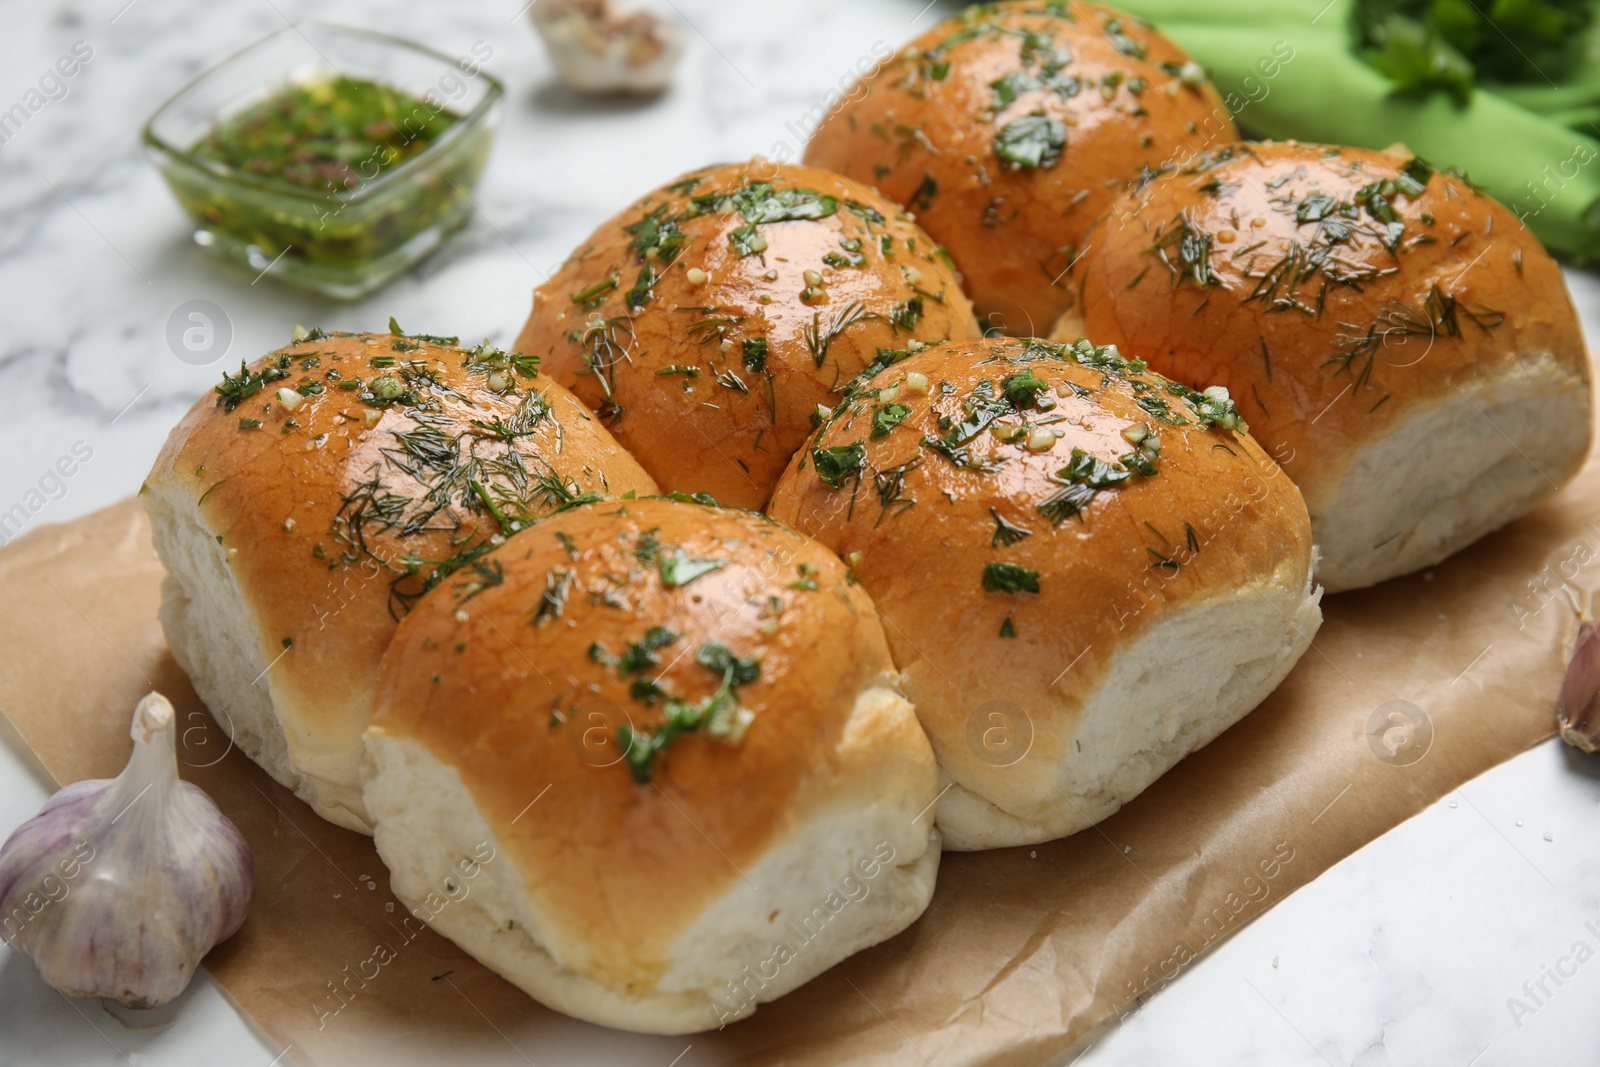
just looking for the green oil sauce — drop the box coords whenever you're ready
[164,74,492,289]
[192,76,458,192]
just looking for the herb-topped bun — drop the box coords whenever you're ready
[1052,142,1593,591]
[510,161,981,510]
[767,337,1321,850]
[361,497,940,1034]
[803,0,1239,336]
[142,329,658,833]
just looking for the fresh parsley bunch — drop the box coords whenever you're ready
[1354,0,1596,103]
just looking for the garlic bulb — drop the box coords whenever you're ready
[531,0,684,94]
[0,692,254,1008]
[1559,620,1600,752]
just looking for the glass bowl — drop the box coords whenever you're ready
[143,23,504,300]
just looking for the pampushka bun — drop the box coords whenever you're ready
[512,160,981,510]
[143,330,658,833]
[768,336,1321,850]
[361,497,940,1033]
[1053,141,1593,590]
[804,0,1240,335]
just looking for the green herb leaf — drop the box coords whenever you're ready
[729,224,770,258]
[1356,8,1478,104]
[990,507,1032,547]
[994,113,1066,169]
[1190,386,1249,432]
[635,530,663,564]
[664,490,721,506]
[812,442,867,488]
[1038,481,1097,525]
[630,677,666,703]
[616,632,759,781]
[742,337,767,372]
[695,641,760,685]
[1061,448,1131,488]
[845,200,886,224]
[1120,450,1158,476]
[991,71,1040,108]
[619,625,677,674]
[691,181,838,225]
[533,567,574,624]
[982,561,1041,594]
[1148,215,1219,287]
[1136,393,1189,426]
[1102,17,1148,59]
[872,403,911,439]
[942,378,1011,447]
[215,360,290,411]
[626,264,657,311]
[571,274,620,305]
[658,552,728,587]
[890,297,924,333]
[1001,368,1050,409]
[625,204,688,265]
[387,317,459,346]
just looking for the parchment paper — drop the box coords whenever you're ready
[0,445,1591,1066]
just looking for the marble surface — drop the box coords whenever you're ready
[0,0,1597,1063]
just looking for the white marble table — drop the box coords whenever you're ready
[0,0,1596,1063]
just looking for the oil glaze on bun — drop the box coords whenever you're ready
[804,0,1240,336]
[768,337,1321,850]
[361,497,940,1033]
[512,161,981,510]
[1054,142,1593,591]
[143,331,658,833]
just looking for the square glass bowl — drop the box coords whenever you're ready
[144,23,503,300]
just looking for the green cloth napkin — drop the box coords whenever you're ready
[1111,1,1600,261]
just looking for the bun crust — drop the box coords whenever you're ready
[143,333,658,831]
[768,337,1321,849]
[804,0,1237,335]
[511,161,981,510]
[363,498,939,1032]
[1055,141,1593,590]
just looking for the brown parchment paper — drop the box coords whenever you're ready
[0,449,1592,1066]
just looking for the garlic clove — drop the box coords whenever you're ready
[1559,620,1600,753]
[0,693,254,1008]
[531,0,684,95]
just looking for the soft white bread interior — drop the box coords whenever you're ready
[1056,142,1593,592]
[934,553,1320,849]
[364,689,940,1033]
[362,498,940,1033]
[146,487,327,814]
[143,332,658,833]
[768,337,1323,851]
[1312,352,1590,591]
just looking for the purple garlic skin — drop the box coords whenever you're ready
[1560,620,1600,753]
[0,692,254,1008]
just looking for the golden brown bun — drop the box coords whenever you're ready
[768,337,1321,849]
[1055,141,1594,590]
[804,0,1236,336]
[362,498,940,1033]
[142,332,658,832]
[511,161,981,510]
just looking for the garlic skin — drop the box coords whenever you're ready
[531,0,684,94]
[1559,620,1600,753]
[0,693,254,1008]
